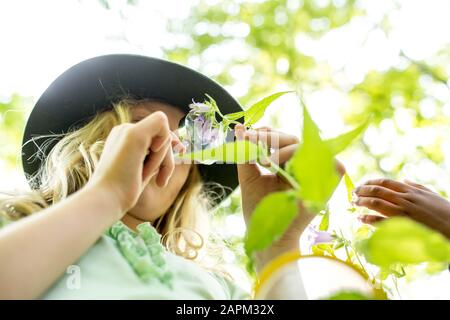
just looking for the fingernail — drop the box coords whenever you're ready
[172,140,185,152]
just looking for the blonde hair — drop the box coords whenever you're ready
[0,98,223,264]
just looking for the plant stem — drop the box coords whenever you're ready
[392,276,402,300]
[264,157,300,190]
[227,119,242,126]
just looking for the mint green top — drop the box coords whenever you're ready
[35,221,249,299]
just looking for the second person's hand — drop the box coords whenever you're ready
[354,179,450,239]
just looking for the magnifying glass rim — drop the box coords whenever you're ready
[253,250,383,299]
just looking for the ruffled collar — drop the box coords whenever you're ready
[107,221,173,286]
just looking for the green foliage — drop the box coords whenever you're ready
[348,66,425,125]
[246,94,366,255]
[162,0,450,190]
[0,94,31,169]
[324,290,372,300]
[344,173,356,206]
[242,91,293,126]
[6,0,450,299]
[97,0,138,10]
[223,91,292,127]
[176,140,262,164]
[180,91,367,258]
[244,190,298,253]
[286,103,340,211]
[224,111,245,121]
[318,209,330,231]
[356,217,450,268]
[325,119,369,155]
[312,243,335,257]
[285,99,366,213]
[165,0,363,106]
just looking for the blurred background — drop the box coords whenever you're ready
[1,0,449,298]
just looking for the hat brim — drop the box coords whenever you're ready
[21,54,243,202]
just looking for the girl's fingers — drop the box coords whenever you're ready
[358,214,386,225]
[170,131,186,153]
[254,126,272,131]
[150,135,171,153]
[142,134,179,186]
[156,146,175,187]
[354,185,404,205]
[142,142,170,182]
[263,144,298,166]
[404,179,434,192]
[354,196,406,217]
[134,111,171,152]
[360,178,409,193]
[243,128,299,149]
[142,167,160,187]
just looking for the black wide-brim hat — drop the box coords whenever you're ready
[21,54,243,202]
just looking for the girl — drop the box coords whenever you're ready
[0,54,311,299]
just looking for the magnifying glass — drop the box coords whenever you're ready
[175,112,229,162]
[254,251,385,300]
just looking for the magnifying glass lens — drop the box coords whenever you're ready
[256,254,376,300]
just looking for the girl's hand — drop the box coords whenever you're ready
[234,124,345,270]
[234,125,306,236]
[354,179,450,239]
[89,111,183,216]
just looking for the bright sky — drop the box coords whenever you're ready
[1,0,449,99]
[0,0,449,298]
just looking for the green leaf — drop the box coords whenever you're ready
[388,264,406,278]
[312,245,325,256]
[425,262,448,274]
[98,0,110,10]
[356,217,450,268]
[204,94,224,118]
[353,225,373,242]
[325,119,369,155]
[245,190,298,255]
[175,140,261,164]
[377,268,391,281]
[312,243,335,256]
[319,210,330,231]
[333,240,345,251]
[285,102,340,212]
[244,91,293,126]
[224,111,245,121]
[344,173,355,204]
[324,291,372,300]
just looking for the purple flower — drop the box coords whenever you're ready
[192,115,221,148]
[177,97,227,159]
[189,101,212,113]
[307,225,334,246]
